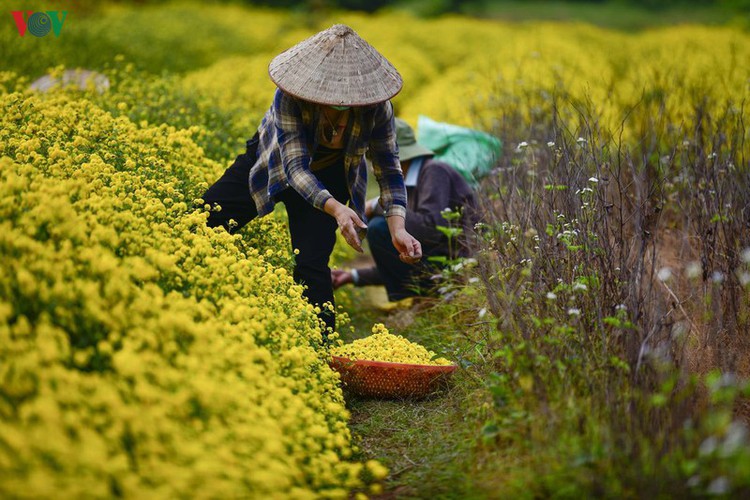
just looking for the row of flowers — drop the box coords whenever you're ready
[0,77,382,498]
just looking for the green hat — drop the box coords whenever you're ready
[395,118,434,162]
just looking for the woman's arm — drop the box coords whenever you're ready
[368,102,407,218]
[274,90,333,211]
[369,103,422,262]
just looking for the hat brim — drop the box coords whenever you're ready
[398,143,434,162]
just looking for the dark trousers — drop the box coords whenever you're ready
[202,135,261,231]
[367,216,436,301]
[201,135,348,334]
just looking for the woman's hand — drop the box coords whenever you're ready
[324,198,367,252]
[386,216,422,264]
[331,269,353,289]
[392,228,422,264]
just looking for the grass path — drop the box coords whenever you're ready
[337,285,491,498]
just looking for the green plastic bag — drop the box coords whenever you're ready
[417,115,502,187]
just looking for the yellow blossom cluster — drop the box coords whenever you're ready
[0,80,372,498]
[332,324,452,366]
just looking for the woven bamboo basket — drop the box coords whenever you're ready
[330,356,457,399]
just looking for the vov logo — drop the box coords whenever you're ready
[11,10,68,37]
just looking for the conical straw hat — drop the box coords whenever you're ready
[268,24,403,106]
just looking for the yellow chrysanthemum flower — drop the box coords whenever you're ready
[332,324,453,366]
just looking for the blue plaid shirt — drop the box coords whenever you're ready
[249,89,407,221]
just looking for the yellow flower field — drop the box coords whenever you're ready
[0,81,373,497]
[174,11,750,149]
[1,2,749,498]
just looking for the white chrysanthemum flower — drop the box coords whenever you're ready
[657,267,673,282]
[686,261,702,279]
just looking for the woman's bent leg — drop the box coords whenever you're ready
[279,188,339,334]
[201,134,259,232]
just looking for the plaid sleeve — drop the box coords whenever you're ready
[274,91,333,211]
[369,101,407,219]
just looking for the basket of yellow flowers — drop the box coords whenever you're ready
[329,324,457,399]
